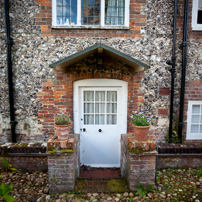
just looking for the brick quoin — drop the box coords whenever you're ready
[34,0,146,37]
[37,70,145,138]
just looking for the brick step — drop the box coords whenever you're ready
[80,168,121,178]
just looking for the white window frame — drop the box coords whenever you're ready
[192,0,202,30]
[52,0,129,29]
[186,101,202,140]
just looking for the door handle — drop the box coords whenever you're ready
[83,128,86,132]
[98,129,102,132]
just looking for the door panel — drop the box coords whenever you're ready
[80,87,121,167]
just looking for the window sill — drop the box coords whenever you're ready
[51,25,129,30]
[192,26,202,31]
[186,134,202,140]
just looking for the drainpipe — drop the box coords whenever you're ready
[4,0,17,142]
[178,0,189,143]
[166,0,178,143]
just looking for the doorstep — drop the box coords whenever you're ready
[79,166,121,178]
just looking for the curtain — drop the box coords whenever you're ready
[105,0,125,25]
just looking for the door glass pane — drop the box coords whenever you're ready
[95,103,105,113]
[84,91,94,101]
[107,115,117,125]
[191,125,199,133]
[95,91,105,101]
[107,91,117,101]
[84,103,94,113]
[84,115,94,124]
[107,103,117,113]
[192,105,200,113]
[95,115,105,125]
[192,115,200,123]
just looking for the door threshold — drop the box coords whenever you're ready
[80,165,121,178]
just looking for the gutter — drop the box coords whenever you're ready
[166,0,178,143]
[4,0,17,142]
[178,0,189,143]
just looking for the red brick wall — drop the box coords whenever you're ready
[34,0,146,37]
[178,0,202,39]
[37,71,145,137]
[183,79,202,142]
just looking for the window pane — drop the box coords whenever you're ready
[64,7,70,16]
[118,0,124,7]
[118,17,124,25]
[57,0,77,25]
[192,105,200,113]
[81,0,100,25]
[71,16,77,24]
[71,0,77,6]
[84,91,94,101]
[63,17,70,24]
[57,17,63,24]
[198,11,202,24]
[95,103,105,113]
[64,0,70,5]
[57,6,63,16]
[84,103,94,113]
[118,8,124,16]
[107,103,117,113]
[71,6,77,16]
[191,125,199,133]
[95,91,105,101]
[105,0,125,25]
[107,115,117,125]
[112,0,117,7]
[84,115,94,124]
[192,115,200,123]
[112,7,117,16]
[57,0,63,5]
[95,115,105,125]
[200,125,202,133]
[107,91,117,101]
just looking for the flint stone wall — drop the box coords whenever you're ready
[0,0,201,142]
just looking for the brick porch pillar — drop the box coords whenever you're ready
[121,134,158,191]
[47,134,80,193]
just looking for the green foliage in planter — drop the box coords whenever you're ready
[55,114,70,125]
[131,112,152,126]
[135,183,155,198]
[0,182,15,202]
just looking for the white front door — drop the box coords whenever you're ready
[73,79,128,168]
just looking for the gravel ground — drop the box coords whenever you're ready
[1,168,202,201]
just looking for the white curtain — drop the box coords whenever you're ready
[105,0,124,25]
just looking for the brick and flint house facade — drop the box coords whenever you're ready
[0,0,202,145]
